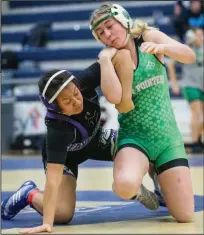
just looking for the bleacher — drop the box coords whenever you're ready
[2,1,193,152]
[2,1,177,88]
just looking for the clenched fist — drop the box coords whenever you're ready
[98,47,118,60]
[115,99,135,114]
[140,42,164,54]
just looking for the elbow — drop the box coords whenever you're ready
[46,173,62,188]
[188,51,196,64]
[185,51,196,64]
[105,94,122,104]
[46,178,59,188]
[45,178,61,194]
[102,90,122,104]
[183,46,196,64]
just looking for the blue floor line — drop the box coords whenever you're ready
[2,156,204,170]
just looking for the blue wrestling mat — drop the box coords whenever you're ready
[2,155,204,170]
[2,156,204,229]
[2,192,204,229]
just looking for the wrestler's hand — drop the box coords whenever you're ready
[115,99,135,114]
[171,82,180,95]
[140,42,164,54]
[19,224,52,234]
[98,47,118,60]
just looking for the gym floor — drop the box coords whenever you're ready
[2,154,204,234]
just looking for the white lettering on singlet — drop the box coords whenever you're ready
[66,121,100,151]
[135,75,164,93]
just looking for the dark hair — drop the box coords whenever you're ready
[38,69,81,113]
[38,69,70,100]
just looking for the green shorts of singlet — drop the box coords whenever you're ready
[115,138,189,175]
[182,87,204,102]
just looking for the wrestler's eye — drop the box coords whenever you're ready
[107,24,113,29]
[65,99,71,105]
[99,30,104,36]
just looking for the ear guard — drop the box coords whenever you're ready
[39,93,59,112]
[90,4,133,42]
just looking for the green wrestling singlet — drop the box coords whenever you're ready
[116,43,187,168]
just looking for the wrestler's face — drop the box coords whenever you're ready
[56,81,83,115]
[94,16,128,48]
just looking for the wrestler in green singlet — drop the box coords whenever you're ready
[116,40,187,171]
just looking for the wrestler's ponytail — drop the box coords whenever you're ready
[130,19,158,38]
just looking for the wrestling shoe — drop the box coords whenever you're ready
[136,184,159,210]
[1,180,38,220]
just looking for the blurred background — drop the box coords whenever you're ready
[1,0,203,155]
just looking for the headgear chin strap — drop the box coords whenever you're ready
[40,70,75,112]
[90,4,133,46]
[39,93,59,112]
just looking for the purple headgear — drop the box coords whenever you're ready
[39,70,74,112]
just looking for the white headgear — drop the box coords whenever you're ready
[90,4,133,43]
[42,70,74,104]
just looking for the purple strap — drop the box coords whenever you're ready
[46,111,88,140]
